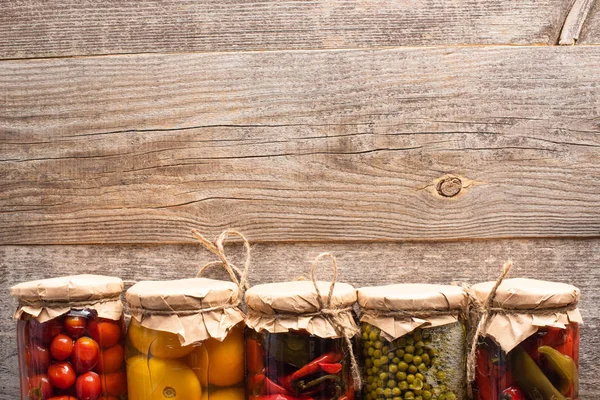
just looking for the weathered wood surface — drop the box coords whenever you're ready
[1,238,599,398]
[1,46,600,244]
[559,0,596,44]
[579,0,600,43]
[0,0,577,60]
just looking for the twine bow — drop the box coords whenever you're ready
[465,260,513,399]
[192,229,251,294]
[310,252,362,391]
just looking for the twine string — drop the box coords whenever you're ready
[465,260,513,399]
[19,295,122,309]
[192,229,251,292]
[310,252,362,391]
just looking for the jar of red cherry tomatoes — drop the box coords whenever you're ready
[244,254,359,400]
[471,278,582,400]
[10,274,127,400]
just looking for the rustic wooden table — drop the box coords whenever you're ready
[1,0,599,397]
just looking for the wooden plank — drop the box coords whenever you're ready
[579,0,600,43]
[559,0,596,44]
[0,0,575,59]
[1,238,599,397]
[1,46,600,244]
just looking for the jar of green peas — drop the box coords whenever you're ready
[357,284,468,400]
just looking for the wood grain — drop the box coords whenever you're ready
[1,46,600,244]
[1,238,599,397]
[0,0,576,60]
[579,0,600,43]
[559,0,596,44]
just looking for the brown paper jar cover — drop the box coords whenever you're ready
[126,277,245,345]
[358,283,467,341]
[245,280,359,338]
[472,278,583,352]
[10,274,124,322]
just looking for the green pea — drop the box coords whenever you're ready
[438,395,446,400]
[408,365,418,374]
[376,388,385,396]
[392,357,401,364]
[413,330,422,340]
[420,354,430,365]
[395,349,405,358]
[412,378,423,390]
[395,371,407,381]
[415,348,424,356]
[373,359,381,368]
[369,332,379,341]
[365,358,373,368]
[415,373,425,381]
[406,374,415,384]
[384,388,392,398]
[398,381,409,390]
[396,337,407,347]
[365,324,372,333]
[362,332,369,340]
[382,345,389,354]
[446,393,456,400]
[412,356,422,365]
[387,380,397,389]
[404,392,415,400]
[375,341,384,350]
[379,372,388,381]
[422,391,432,400]
[406,337,415,345]
[381,356,389,365]
[405,345,415,354]
[398,361,409,371]
[368,347,375,356]
[437,371,446,381]
[393,397,402,400]
[418,363,427,372]
[415,341,425,349]
[374,349,382,358]
[403,354,413,363]
[389,364,398,374]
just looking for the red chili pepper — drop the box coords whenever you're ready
[250,395,313,400]
[280,352,343,389]
[247,373,266,392]
[247,338,266,374]
[264,376,294,395]
[318,363,342,374]
[500,386,526,400]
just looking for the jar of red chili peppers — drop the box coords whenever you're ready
[471,278,582,400]
[358,284,468,400]
[244,254,359,400]
[11,274,127,400]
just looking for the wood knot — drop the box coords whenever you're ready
[436,177,462,197]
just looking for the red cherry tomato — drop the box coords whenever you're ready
[28,374,53,399]
[48,362,76,390]
[26,344,51,374]
[87,320,121,348]
[48,397,77,400]
[64,316,87,339]
[76,371,102,400]
[30,319,64,344]
[95,344,124,373]
[72,337,100,373]
[100,371,127,396]
[50,334,74,361]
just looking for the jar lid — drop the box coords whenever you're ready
[245,281,358,338]
[125,278,244,345]
[11,274,123,303]
[10,274,124,322]
[471,278,580,310]
[358,283,467,311]
[245,281,356,314]
[126,277,240,312]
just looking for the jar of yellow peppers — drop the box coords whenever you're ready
[124,278,246,400]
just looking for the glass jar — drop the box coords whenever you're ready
[245,280,359,400]
[357,284,468,400]
[11,274,126,400]
[125,278,246,400]
[471,278,582,400]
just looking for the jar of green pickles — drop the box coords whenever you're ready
[471,278,582,400]
[357,284,468,400]
[245,277,359,400]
